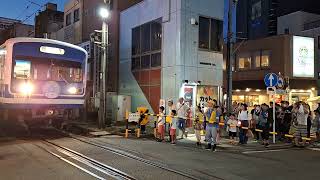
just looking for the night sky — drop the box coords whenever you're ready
[0,0,235,38]
[0,0,67,24]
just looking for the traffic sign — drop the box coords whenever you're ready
[277,76,284,88]
[264,73,278,87]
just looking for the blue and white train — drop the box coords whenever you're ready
[0,38,87,124]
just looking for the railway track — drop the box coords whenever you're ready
[54,128,223,180]
[36,139,137,180]
[17,127,222,180]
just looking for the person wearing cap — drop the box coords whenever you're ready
[204,100,218,151]
[238,103,249,144]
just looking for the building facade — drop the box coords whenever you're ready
[34,3,64,38]
[119,0,224,113]
[236,0,278,40]
[236,0,320,40]
[54,0,141,94]
[0,18,34,44]
[231,35,317,106]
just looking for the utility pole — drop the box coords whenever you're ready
[226,0,237,113]
[98,0,110,128]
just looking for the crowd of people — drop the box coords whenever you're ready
[152,97,320,151]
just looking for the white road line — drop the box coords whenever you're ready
[242,149,288,154]
[307,148,320,152]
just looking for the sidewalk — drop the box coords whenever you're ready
[67,121,320,152]
[176,133,295,152]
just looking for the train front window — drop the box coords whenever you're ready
[13,58,83,83]
[14,60,31,79]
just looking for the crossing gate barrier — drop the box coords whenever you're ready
[124,111,317,141]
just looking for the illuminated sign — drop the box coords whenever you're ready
[293,36,314,78]
[40,46,65,55]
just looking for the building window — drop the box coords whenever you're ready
[199,16,223,52]
[251,1,262,20]
[74,9,80,22]
[132,27,140,55]
[141,23,151,53]
[131,18,162,71]
[151,20,162,51]
[66,13,72,26]
[284,28,290,34]
[199,17,210,49]
[261,50,270,67]
[238,50,270,70]
[132,57,140,70]
[238,57,251,69]
[141,55,150,69]
[254,52,261,68]
[151,53,161,67]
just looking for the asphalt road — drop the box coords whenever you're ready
[0,130,319,180]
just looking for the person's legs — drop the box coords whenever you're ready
[170,128,176,143]
[242,121,249,144]
[205,125,213,149]
[195,130,201,145]
[255,124,261,140]
[177,118,183,138]
[239,127,244,144]
[211,127,218,151]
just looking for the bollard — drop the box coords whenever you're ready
[125,110,129,138]
[125,119,129,138]
[137,128,141,138]
[136,121,141,138]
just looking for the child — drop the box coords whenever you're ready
[170,110,177,144]
[194,106,204,146]
[227,113,238,145]
[157,106,165,142]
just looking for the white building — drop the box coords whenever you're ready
[119,0,224,113]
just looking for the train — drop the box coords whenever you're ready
[0,38,88,126]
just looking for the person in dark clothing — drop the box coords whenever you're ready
[259,103,270,147]
[307,105,312,138]
[282,102,292,139]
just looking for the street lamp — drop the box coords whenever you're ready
[99,7,110,19]
[98,4,110,128]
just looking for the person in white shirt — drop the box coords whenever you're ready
[294,102,309,147]
[238,103,249,144]
[170,110,178,144]
[157,106,165,142]
[176,97,189,139]
[227,113,238,144]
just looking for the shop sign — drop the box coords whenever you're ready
[293,36,314,78]
[196,86,218,109]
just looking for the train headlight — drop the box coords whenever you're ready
[68,87,77,94]
[19,83,33,95]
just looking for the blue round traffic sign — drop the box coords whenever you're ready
[264,73,278,87]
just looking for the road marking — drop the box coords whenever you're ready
[242,149,288,154]
[307,148,320,152]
